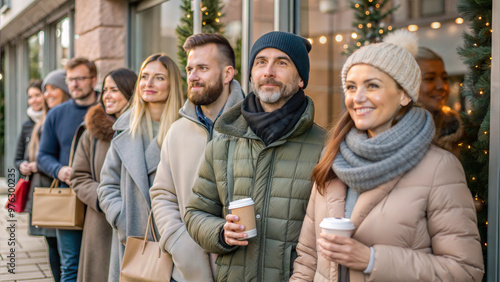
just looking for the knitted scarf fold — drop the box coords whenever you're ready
[332,107,435,193]
[241,90,307,145]
[27,106,43,123]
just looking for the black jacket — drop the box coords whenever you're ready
[15,118,36,172]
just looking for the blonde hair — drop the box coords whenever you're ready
[129,53,184,146]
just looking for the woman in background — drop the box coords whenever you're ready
[21,70,71,282]
[97,54,184,281]
[291,30,483,281]
[70,68,137,282]
[416,47,463,157]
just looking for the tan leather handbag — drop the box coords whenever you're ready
[31,127,86,230]
[31,178,85,229]
[120,211,173,282]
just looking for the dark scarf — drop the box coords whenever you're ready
[241,90,307,145]
[332,107,435,193]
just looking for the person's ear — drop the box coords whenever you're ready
[400,92,412,106]
[298,78,304,89]
[223,66,235,85]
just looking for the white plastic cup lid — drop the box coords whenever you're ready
[319,217,355,230]
[228,198,255,209]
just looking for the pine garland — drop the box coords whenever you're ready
[456,0,492,273]
[343,0,399,56]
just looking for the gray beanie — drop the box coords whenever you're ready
[341,30,421,101]
[249,31,312,89]
[42,69,70,96]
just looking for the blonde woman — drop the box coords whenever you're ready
[97,53,184,282]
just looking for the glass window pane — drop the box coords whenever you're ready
[132,0,182,71]
[221,0,243,82]
[422,0,444,17]
[28,30,44,80]
[56,18,70,68]
[299,0,345,128]
[253,0,274,44]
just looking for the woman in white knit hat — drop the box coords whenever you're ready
[291,30,483,281]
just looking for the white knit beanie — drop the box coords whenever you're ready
[341,30,421,101]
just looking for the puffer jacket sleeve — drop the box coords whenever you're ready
[290,184,319,281]
[97,140,123,233]
[150,132,214,281]
[185,140,238,255]
[71,130,100,212]
[368,153,484,281]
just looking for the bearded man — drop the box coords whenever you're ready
[185,31,326,281]
[150,33,244,282]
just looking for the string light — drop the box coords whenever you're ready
[351,32,358,39]
[484,131,488,134]
[486,221,489,225]
[355,3,360,8]
[431,22,441,29]
[472,176,476,181]
[379,29,384,34]
[201,6,207,11]
[458,143,463,147]
[367,23,372,28]
[343,44,348,49]
[375,4,380,8]
[307,38,313,45]
[217,12,221,16]
[215,18,220,22]
[335,34,343,42]
[388,26,393,31]
[408,25,418,32]
[468,145,471,149]
[358,24,363,29]
[484,151,488,155]
[467,110,472,114]
[365,11,370,15]
[480,91,484,95]
[486,22,490,26]
[205,12,209,15]
[203,21,206,25]
[356,42,361,47]
[485,243,488,247]
[187,14,191,18]
[455,18,464,24]
[473,43,477,47]
[478,16,482,20]
[319,36,327,44]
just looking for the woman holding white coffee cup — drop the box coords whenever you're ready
[290,30,483,281]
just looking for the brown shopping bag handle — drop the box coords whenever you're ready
[142,210,162,258]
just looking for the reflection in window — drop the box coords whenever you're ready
[28,31,44,80]
[132,0,182,71]
[56,18,70,68]
[421,0,444,17]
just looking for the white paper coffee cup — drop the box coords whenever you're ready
[228,198,257,239]
[319,217,355,237]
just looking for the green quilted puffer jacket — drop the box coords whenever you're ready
[185,97,326,282]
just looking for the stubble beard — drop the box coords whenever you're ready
[252,78,298,104]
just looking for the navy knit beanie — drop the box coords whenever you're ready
[249,31,312,89]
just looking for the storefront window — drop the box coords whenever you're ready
[55,17,70,68]
[28,30,44,80]
[131,0,182,71]
[300,0,349,128]
[252,0,274,43]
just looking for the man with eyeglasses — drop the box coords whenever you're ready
[37,57,98,282]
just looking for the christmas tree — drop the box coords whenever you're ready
[343,0,399,56]
[456,0,492,270]
[176,0,225,72]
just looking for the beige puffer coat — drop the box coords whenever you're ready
[291,145,484,282]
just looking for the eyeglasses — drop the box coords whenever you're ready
[66,76,93,83]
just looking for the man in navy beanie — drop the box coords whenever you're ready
[185,31,326,281]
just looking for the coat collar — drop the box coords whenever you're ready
[179,79,245,123]
[111,110,161,205]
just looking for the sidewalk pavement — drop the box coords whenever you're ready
[0,177,54,282]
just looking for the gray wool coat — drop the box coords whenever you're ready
[97,109,161,282]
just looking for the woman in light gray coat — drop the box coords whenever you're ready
[97,53,184,282]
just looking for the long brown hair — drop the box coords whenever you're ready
[312,101,414,195]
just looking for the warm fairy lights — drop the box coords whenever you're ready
[351,32,358,39]
[431,22,441,29]
[408,25,418,32]
[335,34,343,42]
[455,18,464,24]
[319,36,327,44]
[307,38,313,45]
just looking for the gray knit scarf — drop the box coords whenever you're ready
[332,107,435,193]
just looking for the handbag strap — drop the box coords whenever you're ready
[227,138,236,203]
[48,178,60,192]
[142,210,162,257]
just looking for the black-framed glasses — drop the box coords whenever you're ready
[66,76,93,83]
